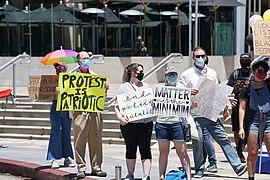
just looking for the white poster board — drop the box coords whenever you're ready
[153,85,191,117]
[116,88,153,122]
[192,77,233,121]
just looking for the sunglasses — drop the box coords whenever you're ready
[256,69,266,73]
[195,54,206,58]
[135,70,143,74]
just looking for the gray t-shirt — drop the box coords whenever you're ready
[116,82,152,123]
[156,116,181,124]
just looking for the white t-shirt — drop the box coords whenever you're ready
[178,65,218,88]
[178,65,218,118]
[116,82,152,123]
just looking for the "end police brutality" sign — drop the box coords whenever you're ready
[153,86,191,117]
[56,72,107,112]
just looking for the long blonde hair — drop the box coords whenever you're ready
[122,63,143,83]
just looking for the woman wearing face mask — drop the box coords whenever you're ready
[155,66,191,180]
[115,63,153,180]
[239,60,270,180]
[47,62,75,169]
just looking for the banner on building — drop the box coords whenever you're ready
[28,75,58,101]
[153,85,191,117]
[116,88,153,122]
[253,22,270,56]
[56,73,107,112]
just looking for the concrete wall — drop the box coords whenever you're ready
[0,55,241,89]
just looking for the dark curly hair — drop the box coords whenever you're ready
[122,63,143,83]
[252,60,269,73]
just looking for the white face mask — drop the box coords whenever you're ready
[195,57,205,67]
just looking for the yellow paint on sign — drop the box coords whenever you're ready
[56,72,107,112]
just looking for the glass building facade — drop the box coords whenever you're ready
[0,0,269,57]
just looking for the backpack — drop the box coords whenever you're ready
[165,168,188,180]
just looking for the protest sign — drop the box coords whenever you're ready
[192,77,233,121]
[253,22,270,56]
[153,85,190,117]
[56,73,107,112]
[116,88,153,122]
[28,75,58,101]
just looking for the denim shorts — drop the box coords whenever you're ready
[249,112,270,133]
[155,122,184,142]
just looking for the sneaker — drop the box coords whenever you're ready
[64,157,75,167]
[91,170,107,177]
[124,174,134,180]
[51,160,59,169]
[142,175,150,180]
[204,164,218,173]
[193,170,203,178]
[237,165,247,176]
[77,171,86,179]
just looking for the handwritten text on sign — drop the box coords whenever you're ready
[253,22,270,56]
[56,73,107,112]
[153,86,191,117]
[28,75,58,101]
[117,88,153,122]
[192,77,233,121]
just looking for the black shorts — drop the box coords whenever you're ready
[231,105,239,132]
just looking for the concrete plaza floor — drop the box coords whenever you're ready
[0,138,270,180]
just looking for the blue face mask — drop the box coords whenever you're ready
[195,57,205,67]
[81,59,91,68]
[166,75,177,84]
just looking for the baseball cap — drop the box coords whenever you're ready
[240,53,251,61]
[165,66,178,75]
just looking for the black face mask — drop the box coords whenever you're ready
[136,72,144,81]
[240,62,251,69]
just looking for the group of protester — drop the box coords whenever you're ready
[44,46,270,180]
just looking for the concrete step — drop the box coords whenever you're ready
[0,109,50,118]
[0,125,51,136]
[0,116,50,127]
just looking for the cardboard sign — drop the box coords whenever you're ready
[192,77,233,121]
[153,86,191,117]
[116,88,153,122]
[253,22,270,56]
[56,72,107,112]
[28,75,58,101]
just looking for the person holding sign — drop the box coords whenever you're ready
[46,62,75,169]
[73,51,107,179]
[239,60,270,180]
[155,66,191,180]
[115,63,153,180]
[179,46,247,178]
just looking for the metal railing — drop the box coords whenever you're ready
[0,52,30,97]
[106,53,183,107]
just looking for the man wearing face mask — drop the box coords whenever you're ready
[179,47,247,178]
[226,53,252,163]
[73,51,108,179]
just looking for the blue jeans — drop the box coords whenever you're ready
[47,101,74,160]
[193,117,242,173]
[203,127,217,165]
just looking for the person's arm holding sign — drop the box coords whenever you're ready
[115,100,128,126]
